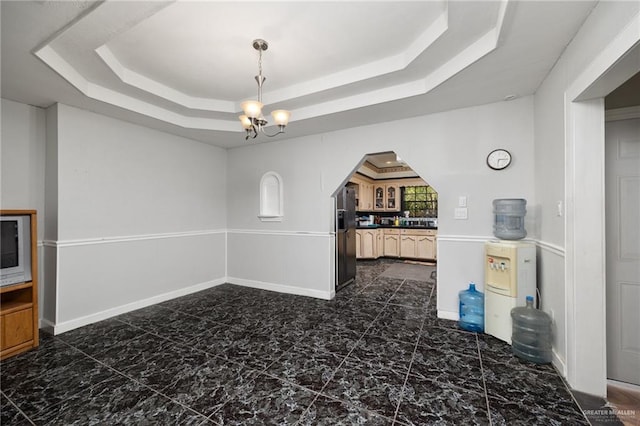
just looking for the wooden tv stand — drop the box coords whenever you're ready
[0,210,38,360]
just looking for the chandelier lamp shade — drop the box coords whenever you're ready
[239,39,291,140]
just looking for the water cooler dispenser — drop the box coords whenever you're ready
[484,240,536,343]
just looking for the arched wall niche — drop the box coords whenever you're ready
[259,171,283,222]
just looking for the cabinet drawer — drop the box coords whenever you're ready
[1,308,33,350]
[401,229,437,236]
[383,228,400,235]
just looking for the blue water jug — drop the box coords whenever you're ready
[459,282,484,332]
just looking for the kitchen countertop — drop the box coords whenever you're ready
[357,225,438,230]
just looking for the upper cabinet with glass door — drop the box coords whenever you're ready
[386,184,399,211]
[373,184,400,212]
[374,185,385,210]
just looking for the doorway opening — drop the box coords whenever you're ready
[604,71,640,401]
[333,151,439,294]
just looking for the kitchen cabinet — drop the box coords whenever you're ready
[399,229,437,260]
[349,177,374,211]
[383,228,400,257]
[357,228,436,260]
[400,233,417,258]
[356,229,379,259]
[373,184,400,212]
[416,234,437,260]
[361,229,378,258]
[386,184,399,211]
[374,185,385,211]
[360,183,374,211]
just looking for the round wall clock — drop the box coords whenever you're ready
[486,149,512,170]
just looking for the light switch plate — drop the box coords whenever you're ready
[458,196,467,207]
[454,207,468,220]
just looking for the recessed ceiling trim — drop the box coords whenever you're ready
[31,0,510,133]
[96,45,237,112]
[259,9,450,105]
[285,24,507,122]
[93,6,449,111]
[35,45,89,94]
[35,43,237,131]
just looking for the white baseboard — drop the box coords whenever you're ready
[437,310,459,321]
[552,348,567,377]
[40,318,55,335]
[227,276,334,300]
[51,278,226,335]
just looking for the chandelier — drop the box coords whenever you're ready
[239,39,291,140]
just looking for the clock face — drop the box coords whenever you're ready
[487,149,512,170]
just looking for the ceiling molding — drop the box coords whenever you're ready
[32,0,510,132]
[96,45,237,112]
[1,0,599,148]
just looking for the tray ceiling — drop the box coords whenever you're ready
[1,1,597,148]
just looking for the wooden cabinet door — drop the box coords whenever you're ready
[355,230,362,259]
[383,234,400,257]
[376,230,383,259]
[363,183,374,211]
[416,236,435,259]
[400,235,416,258]
[374,186,385,211]
[386,184,400,211]
[361,230,376,258]
[1,309,33,350]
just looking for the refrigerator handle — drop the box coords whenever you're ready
[336,209,346,231]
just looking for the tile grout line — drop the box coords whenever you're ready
[1,389,36,425]
[392,278,431,425]
[53,335,217,423]
[476,332,493,426]
[295,272,409,424]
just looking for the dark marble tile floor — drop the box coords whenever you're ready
[1,259,594,425]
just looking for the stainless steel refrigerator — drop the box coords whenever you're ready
[336,186,356,290]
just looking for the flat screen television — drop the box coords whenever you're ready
[0,215,32,287]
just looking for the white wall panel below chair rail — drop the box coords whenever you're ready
[45,231,226,334]
[226,230,335,300]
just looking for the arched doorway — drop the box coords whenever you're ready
[333,151,439,294]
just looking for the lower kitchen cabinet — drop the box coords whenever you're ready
[361,229,377,258]
[400,229,437,260]
[400,234,417,258]
[416,234,437,259]
[356,228,437,261]
[356,229,379,259]
[383,229,400,257]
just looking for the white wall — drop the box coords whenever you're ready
[43,104,59,326]
[0,99,46,218]
[1,98,47,320]
[534,1,640,395]
[49,104,228,332]
[227,96,536,312]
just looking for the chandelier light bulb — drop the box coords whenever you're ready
[271,110,291,126]
[241,100,263,119]
[239,115,252,130]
